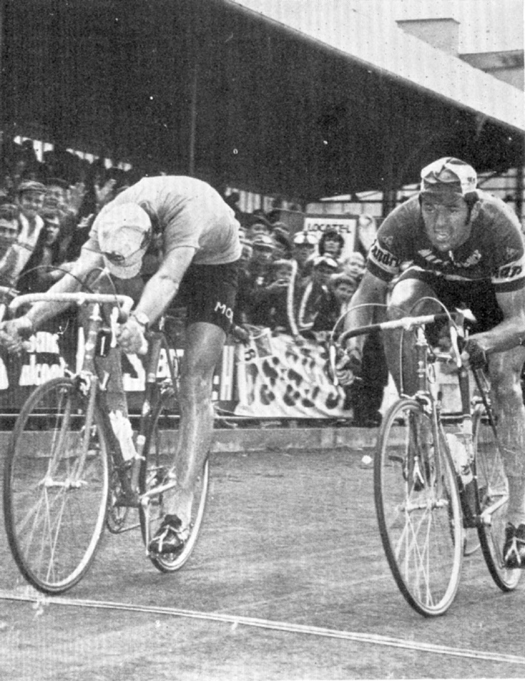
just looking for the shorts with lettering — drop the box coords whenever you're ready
[397,269,503,334]
[174,260,239,333]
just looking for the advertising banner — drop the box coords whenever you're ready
[234,329,348,418]
[0,323,350,419]
[303,215,357,260]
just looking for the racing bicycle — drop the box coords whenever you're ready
[334,309,521,616]
[3,291,209,594]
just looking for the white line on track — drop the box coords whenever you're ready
[1,589,525,666]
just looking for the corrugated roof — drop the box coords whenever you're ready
[231,0,524,132]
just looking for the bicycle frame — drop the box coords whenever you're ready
[336,310,507,528]
[4,291,208,592]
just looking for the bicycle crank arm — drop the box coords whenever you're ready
[479,495,509,526]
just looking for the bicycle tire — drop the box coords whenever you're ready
[3,377,109,594]
[374,397,464,617]
[473,405,521,591]
[138,391,209,573]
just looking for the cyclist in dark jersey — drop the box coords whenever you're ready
[337,157,525,568]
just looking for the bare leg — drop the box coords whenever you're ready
[488,348,525,527]
[383,278,441,395]
[165,321,226,526]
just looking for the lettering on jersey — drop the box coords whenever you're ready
[496,264,523,280]
[417,249,482,270]
[492,248,525,288]
[370,242,400,270]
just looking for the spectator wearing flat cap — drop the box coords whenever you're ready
[330,272,359,317]
[11,180,47,285]
[245,213,273,242]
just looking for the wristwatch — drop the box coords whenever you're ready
[131,311,150,329]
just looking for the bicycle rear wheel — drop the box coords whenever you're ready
[3,377,109,594]
[473,406,521,591]
[139,391,209,573]
[375,398,464,616]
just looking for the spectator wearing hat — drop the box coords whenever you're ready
[331,272,359,317]
[247,234,275,278]
[235,233,275,325]
[289,254,339,333]
[305,255,341,332]
[245,213,273,242]
[9,180,47,286]
[292,230,318,280]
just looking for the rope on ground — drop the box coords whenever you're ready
[1,588,524,666]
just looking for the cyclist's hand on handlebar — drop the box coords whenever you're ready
[116,316,146,355]
[0,316,33,354]
[460,338,488,370]
[335,348,362,387]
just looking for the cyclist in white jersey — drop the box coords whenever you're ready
[1,176,241,557]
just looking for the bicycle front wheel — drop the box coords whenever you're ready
[473,406,521,591]
[139,392,209,573]
[374,398,464,617]
[3,377,109,594]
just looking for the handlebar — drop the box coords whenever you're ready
[332,311,472,387]
[337,312,453,345]
[9,292,135,316]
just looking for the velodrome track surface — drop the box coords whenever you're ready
[1,445,525,680]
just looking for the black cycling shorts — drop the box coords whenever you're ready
[173,259,240,333]
[398,269,503,334]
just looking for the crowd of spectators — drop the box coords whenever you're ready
[0,139,146,294]
[0,138,385,425]
[233,210,367,335]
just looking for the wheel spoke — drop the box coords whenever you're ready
[3,378,109,594]
[474,408,521,591]
[375,399,463,616]
[139,394,209,573]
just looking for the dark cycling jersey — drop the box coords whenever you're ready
[368,191,525,293]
